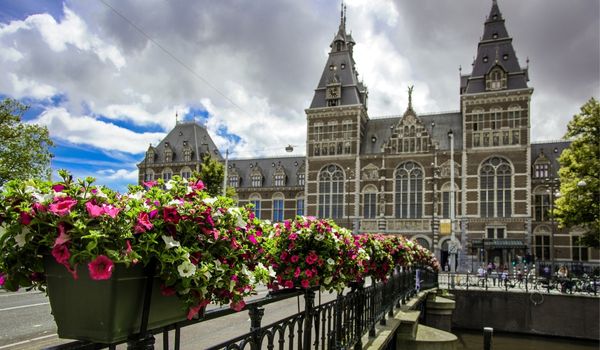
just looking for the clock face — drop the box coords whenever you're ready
[327,87,339,99]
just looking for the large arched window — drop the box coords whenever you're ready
[272,193,284,222]
[413,237,431,251]
[249,193,261,219]
[318,165,344,218]
[395,162,423,218]
[362,185,377,219]
[480,157,512,217]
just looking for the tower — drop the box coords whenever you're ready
[304,4,368,229]
[460,0,533,268]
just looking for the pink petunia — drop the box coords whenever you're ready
[290,255,299,263]
[85,202,103,217]
[125,240,133,255]
[142,180,157,188]
[160,284,177,296]
[32,202,47,214]
[52,184,65,192]
[301,279,310,289]
[0,274,5,286]
[48,197,77,216]
[247,234,258,245]
[54,222,71,247]
[230,300,246,312]
[305,252,318,265]
[288,233,298,241]
[191,180,205,191]
[88,255,114,280]
[52,244,70,265]
[102,205,120,218]
[187,299,210,320]
[134,212,153,233]
[294,267,301,278]
[284,280,294,289]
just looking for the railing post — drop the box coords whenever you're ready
[304,289,315,349]
[128,261,156,350]
[248,305,265,350]
[351,283,364,350]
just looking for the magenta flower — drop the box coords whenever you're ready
[290,255,299,263]
[54,222,71,247]
[0,274,5,286]
[191,180,205,191]
[32,202,47,214]
[230,300,246,312]
[142,180,157,188]
[85,202,103,218]
[52,184,65,192]
[284,280,294,289]
[19,211,32,225]
[88,255,114,280]
[51,244,71,265]
[102,205,120,218]
[294,267,301,278]
[135,212,153,233]
[247,234,258,245]
[160,284,176,296]
[187,299,210,320]
[301,279,310,289]
[48,197,77,216]
[163,207,181,224]
[305,252,318,265]
[288,233,298,241]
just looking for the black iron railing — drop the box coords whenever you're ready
[45,268,438,350]
[439,272,599,296]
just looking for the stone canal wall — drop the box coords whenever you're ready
[451,290,599,340]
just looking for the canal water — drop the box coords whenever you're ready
[454,329,600,350]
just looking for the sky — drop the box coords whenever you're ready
[0,0,598,192]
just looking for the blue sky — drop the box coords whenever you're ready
[0,0,598,192]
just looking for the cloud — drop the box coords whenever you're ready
[97,168,138,181]
[32,107,165,154]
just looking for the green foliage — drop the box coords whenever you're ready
[0,98,54,186]
[554,98,600,248]
[197,154,225,197]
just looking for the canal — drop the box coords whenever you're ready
[454,329,600,350]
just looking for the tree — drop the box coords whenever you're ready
[554,98,600,248]
[0,98,53,186]
[197,154,236,198]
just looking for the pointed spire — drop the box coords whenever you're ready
[408,85,414,110]
[175,111,179,124]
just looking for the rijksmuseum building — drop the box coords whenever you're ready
[138,2,598,270]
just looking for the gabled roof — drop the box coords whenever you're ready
[140,121,222,164]
[361,111,463,155]
[531,140,571,178]
[463,0,529,94]
[228,156,305,189]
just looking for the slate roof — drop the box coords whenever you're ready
[140,122,222,165]
[531,140,571,178]
[361,111,463,155]
[309,13,367,109]
[463,1,529,94]
[228,156,305,189]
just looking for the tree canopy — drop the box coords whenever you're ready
[197,154,235,198]
[0,98,53,186]
[554,98,600,248]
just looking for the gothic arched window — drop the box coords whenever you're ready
[394,161,423,218]
[480,157,512,217]
[318,165,344,219]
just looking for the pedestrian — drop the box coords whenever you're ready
[491,268,498,287]
[500,269,508,287]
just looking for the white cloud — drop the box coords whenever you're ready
[32,107,165,154]
[97,168,138,181]
[9,73,57,100]
[22,7,125,69]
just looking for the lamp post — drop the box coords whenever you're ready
[430,122,441,260]
[544,177,560,273]
[448,129,457,273]
[346,167,353,230]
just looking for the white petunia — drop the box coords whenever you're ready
[162,235,181,249]
[227,207,247,229]
[268,265,277,278]
[165,180,176,190]
[95,187,108,199]
[33,192,53,203]
[177,261,196,278]
[129,191,144,201]
[24,186,38,194]
[14,230,28,247]
[327,258,335,265]
[168,199,183,206]
[203,197,217,205]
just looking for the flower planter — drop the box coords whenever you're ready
[44,257,188,344]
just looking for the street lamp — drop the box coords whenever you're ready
[346,167,353,231]
[544,177,560,273]
[447,129,458,273]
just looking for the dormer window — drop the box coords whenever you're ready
[274,173,285,187]
[146,148,155,164]
[486,66,507,91]
[251,174,262,187]
[164,142,174,163]
[228,175,239,188]
[182,141,193,162]
[492,33,498,39]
